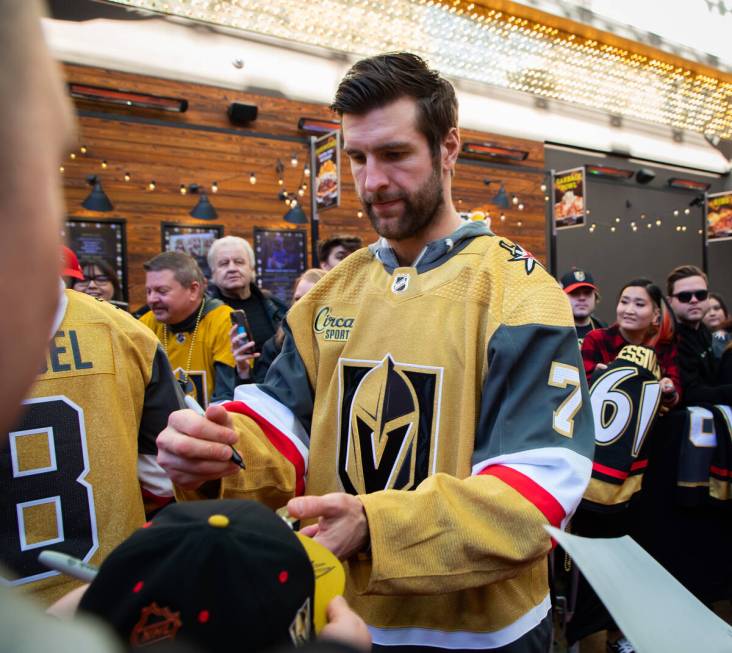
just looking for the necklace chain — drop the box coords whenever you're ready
[162,298,206,389]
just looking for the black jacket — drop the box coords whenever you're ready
[677,322,732,406]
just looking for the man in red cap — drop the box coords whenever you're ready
[560,268,606,345]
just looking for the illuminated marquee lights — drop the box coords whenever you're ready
[108,0,732,139]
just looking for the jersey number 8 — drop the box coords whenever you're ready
[1,396,98,585]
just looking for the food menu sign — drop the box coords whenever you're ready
[314,131,340,211]
[553,167,586,230]
[706,191,732,242]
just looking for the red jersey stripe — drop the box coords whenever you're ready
[224,400,306,495]
[478,464,565,527]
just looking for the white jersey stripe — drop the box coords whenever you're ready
[232,385,310,469]
[368,594,551,649]
[472,448,591,529]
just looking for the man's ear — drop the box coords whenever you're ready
[442,127,460,173]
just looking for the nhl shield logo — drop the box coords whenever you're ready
[391,273,410,294]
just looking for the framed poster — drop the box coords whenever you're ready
[161,222,224,279]
[313,130,341,211]
[553,167,586,230]
[706,191,732,242]
[254,228,307,305]
[63,217,128,301]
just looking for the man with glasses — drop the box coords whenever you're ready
[667,264,732,405]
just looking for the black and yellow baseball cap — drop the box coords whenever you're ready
[79,499,345,652]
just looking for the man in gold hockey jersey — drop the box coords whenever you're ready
[157,53,595,652]
[141,251,237,406]
[0,281,184,606]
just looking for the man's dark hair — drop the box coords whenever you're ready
[331,52,458,159]
[666,264,708,296]
[318,235,363,265]
[144,251,205,288]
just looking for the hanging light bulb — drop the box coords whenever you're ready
[278,178,284,186]
[518,203,524,211]
[611,226,616,232]
[59,165,65,174]
[684,208,690,215]
[517,220,523,227]
[500,213,506,222]
[80,145,88,154]
[290,153,298,167]
[124,172,131,182]
[540,183,547,192]
[249,172,256,185]
[357,210,364,218]
[512,194,519,205]
[69,152,76,160]
[101,160,108,169]
[304,165,311,178]
[211,181,218,193]
[656,219,662,226]
[297,188,305,197]
[148,180,156,191]
[180,184,187,195]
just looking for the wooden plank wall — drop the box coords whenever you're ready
[61,64,547,309]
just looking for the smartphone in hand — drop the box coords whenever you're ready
[230,309,252,344]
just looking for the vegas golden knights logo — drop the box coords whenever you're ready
[338,355,442,495]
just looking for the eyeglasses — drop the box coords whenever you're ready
[672,289,708,303]
[75,275,112,288]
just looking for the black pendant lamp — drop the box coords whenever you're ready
[189,184,218,220]
[82,175,113,212]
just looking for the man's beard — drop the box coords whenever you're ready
[362,165,444,241]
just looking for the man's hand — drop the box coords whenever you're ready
[319,595,371,651]
[156,404,241,490]
[287,493,369,560]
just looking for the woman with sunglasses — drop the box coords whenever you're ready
[582,278,681,411]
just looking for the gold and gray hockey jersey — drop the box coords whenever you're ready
[178,221,595,649]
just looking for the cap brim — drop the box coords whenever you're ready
[64,269,85,280]
[295,532,345,633]
[563,282,597,294]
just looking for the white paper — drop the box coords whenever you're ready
[547,526,732,652]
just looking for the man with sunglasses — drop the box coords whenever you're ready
[667,265,732,406]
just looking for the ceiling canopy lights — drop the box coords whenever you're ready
[109,0,732,140]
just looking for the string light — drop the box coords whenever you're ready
[83,0,732,139]
[518,203,524,211]
[124,172,131,182]
[540,184,547,192]
[80,145,88,154]
[59,165,65,173]
[211,181,218,193]
[517,220,523,227]
[512,195,519,206]
[357,210,364,218]
[101,160,108,169]
[69,152,76,160]
[304,165,310,178]
[148,180,156,191]
[684,208,691,215]
[180,184,187,195]
[656,219,662,226]
[249,172,257,184]
[290,153,299,167]
[610,226,616,232]
[500,213,506,222]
